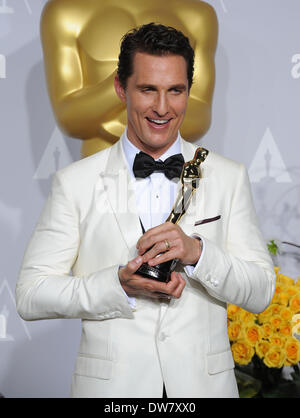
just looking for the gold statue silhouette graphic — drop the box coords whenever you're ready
[41,0,218,157]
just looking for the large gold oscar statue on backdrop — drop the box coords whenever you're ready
[40,0,218,158]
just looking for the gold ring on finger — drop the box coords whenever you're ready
[164,240,170,251]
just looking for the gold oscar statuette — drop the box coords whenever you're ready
[136,147,209,282]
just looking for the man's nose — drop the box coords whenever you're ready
[153,93,169,116]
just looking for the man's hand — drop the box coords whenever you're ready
[136,222,202,267]
[119,256,186,299]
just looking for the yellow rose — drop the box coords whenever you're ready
[256,340,271,359]
[231,340,254,365]
[270,314,283,331]
[289,294,300,313]
[270,304,283,315]
[274,283,285,295]
[258,304,282,323]
[244,324,262,346]
[277,274,295,287]
[279,323,292,338]
[274,292,289,306]
[263,347,286,368]
[269,335,286,348]
[258,309,271,324]
[286,286,298,298]
[227,304,241,321]
[227,321,242,342]
[280,307,293,322]
[295,279,300,288]
[261,322,273,339]
[284,337,300,366]
[239,310,256,324]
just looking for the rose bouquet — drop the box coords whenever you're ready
[227,265,300,398]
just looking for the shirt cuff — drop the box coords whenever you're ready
[184,234,206,277]
[123,290,136,310]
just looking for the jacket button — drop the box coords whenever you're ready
[159,332,167,341]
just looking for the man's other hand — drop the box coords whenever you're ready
[136,222,202,266]
[118,256,186,299]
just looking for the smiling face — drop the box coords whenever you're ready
[114,52,189,158]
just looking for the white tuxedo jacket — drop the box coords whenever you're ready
[16,137,275,398]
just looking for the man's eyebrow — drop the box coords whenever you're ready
[136,84,157,90]
[169,84,187,91]
[136,84,187,90]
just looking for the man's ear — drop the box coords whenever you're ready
[114,75,126,103]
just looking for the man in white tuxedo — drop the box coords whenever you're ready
[16,23,275,398]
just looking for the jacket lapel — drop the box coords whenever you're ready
[99,140,142,258]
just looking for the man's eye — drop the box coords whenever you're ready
[171,88,181,94]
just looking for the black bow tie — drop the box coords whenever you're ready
[133,151,184,180]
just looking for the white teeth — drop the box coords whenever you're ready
[148,118,169,125]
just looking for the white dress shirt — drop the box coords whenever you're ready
[121,128,204,307]
[122,128,181,230]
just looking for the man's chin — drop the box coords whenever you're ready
[127,125,179,154]
[141,137,178,156]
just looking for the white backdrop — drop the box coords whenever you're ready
[0,0,299,397]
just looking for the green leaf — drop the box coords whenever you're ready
[267,240,279,256]
[235,369,261,398]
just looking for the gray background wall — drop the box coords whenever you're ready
[0,0,299,397]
